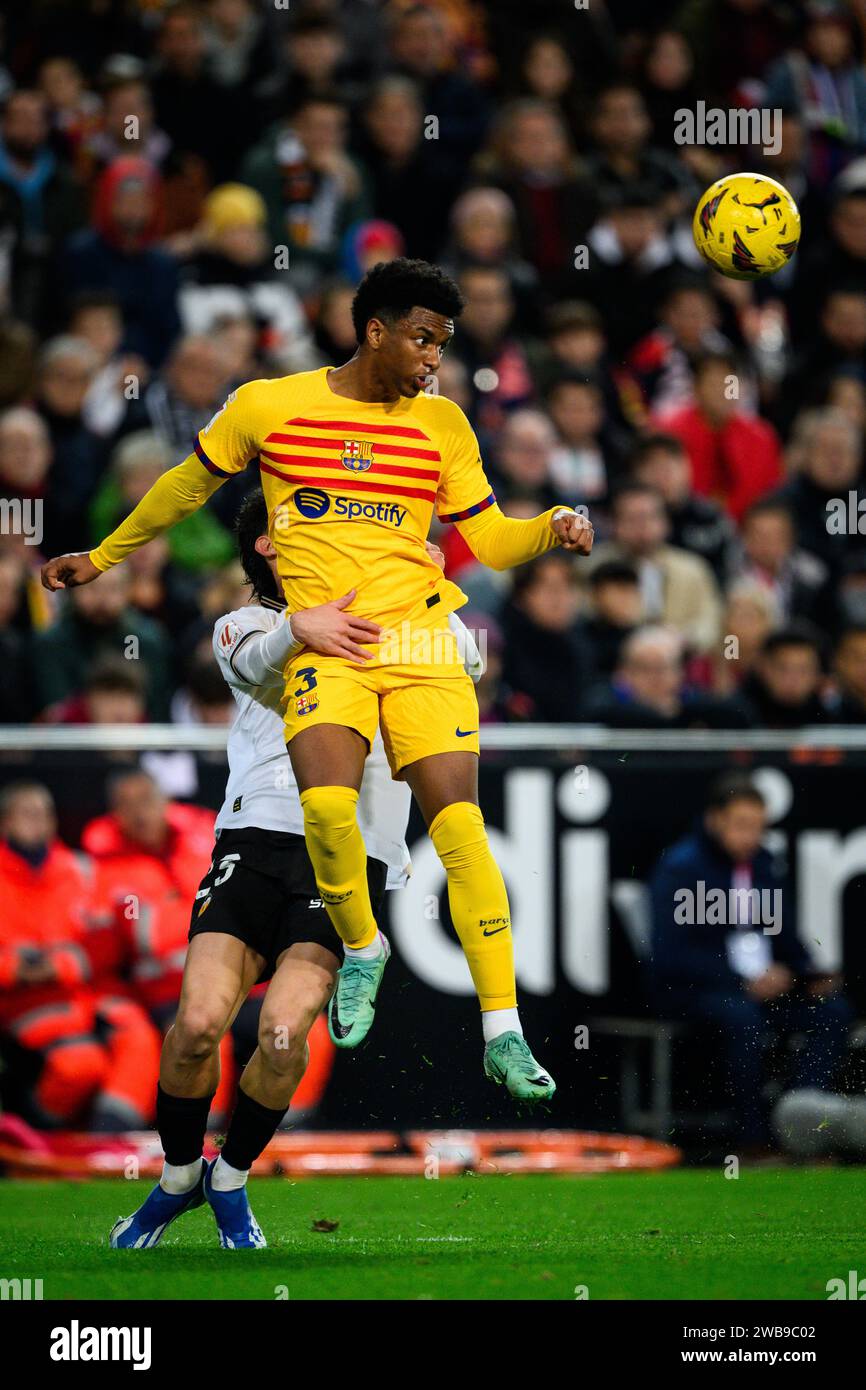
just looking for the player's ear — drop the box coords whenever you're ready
[254,534,276,560]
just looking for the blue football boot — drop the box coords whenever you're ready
[109,1162,205,1249]
[203,1159,267,1250]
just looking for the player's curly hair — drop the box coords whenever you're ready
[351,257,464,344]
[235,487,280,603]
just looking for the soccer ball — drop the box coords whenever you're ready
[692,172,801,280]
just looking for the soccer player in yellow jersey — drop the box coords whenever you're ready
[42,259,593,1102]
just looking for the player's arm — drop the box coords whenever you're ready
[228,537,460,687]
[436,403,592,571]
[41,454,228,590]
[454,501,593,571]
[41,386,257,590]
[218,593,383,689]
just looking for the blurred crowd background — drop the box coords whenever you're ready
[3,0,866,731]
[4,0,866,1139]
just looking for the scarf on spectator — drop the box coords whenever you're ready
[0,142,56,236]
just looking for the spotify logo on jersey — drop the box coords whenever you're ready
[293,488,331,518]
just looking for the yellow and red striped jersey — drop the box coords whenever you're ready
[194,367,497,628]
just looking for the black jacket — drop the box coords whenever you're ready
[648,825,814,993]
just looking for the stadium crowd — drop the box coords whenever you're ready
[3,1,866,729]
[2,0,866,1132]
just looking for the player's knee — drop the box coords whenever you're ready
[172,1006,225,1062]
[258,1011,312,1073]
[300,786,359,859]
[429,800,487,867]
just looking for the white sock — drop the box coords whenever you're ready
[160,1157,203,1194]
[482,1008,523,1044]
[211,1154,249,1192]
[345,929,385,961]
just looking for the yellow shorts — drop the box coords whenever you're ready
[282,602,480,776]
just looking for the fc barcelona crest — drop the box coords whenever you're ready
[341,439,374,472]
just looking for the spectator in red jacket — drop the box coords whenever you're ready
[653,350,783,522]
[84,767,234,1121]
[0,780,161,1128]
[84,768,216,1025]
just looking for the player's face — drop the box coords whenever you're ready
[382,309,454,397]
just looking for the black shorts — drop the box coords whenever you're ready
[188,827,389,979]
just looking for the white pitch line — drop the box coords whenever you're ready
[300,1235,476,1244]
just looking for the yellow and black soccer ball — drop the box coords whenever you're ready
[692,172,801,280]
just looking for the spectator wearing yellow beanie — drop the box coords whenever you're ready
[180,184,315,374]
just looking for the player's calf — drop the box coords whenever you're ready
[205,984,332,1246]
[425,798,557,1101]
[110,1077,216,1249]
[109,1016,225,1250]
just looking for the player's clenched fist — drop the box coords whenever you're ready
[41,551,102,591]
[550,509,594,555]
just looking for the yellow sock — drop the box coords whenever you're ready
[299,786,379,949]
[428,801,517,1011]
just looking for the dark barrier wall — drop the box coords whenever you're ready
[346,746,866,1130]
[2,740,864,1129]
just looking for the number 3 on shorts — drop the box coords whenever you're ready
[293,667,318,697]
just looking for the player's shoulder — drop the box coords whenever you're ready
[415,390,474,434]
[213,605,276,664]
[228,369,327,411]
[415,393,478,466]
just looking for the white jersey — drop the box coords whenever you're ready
[212,601,412,888]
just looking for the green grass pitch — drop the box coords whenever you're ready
[1,1167,864,1300]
